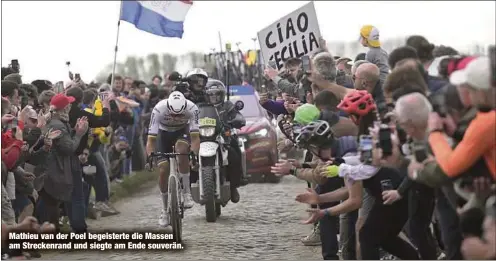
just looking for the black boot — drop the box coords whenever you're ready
[231,187,240,203]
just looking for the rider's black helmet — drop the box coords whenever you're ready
[204,79,226,105]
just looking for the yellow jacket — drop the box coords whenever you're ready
[85,98,111,147]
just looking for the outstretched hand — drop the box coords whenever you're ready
[302,208,325,224]
[295,188,319,205]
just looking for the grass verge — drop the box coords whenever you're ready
[109,170,160,203]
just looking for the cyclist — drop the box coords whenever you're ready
[185,68,209,103]
[146,91,200,227]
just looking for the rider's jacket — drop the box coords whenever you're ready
[188,90,206,104]
[148,99,199,135]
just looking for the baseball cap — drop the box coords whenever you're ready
[359,25,381,48]
[294,104,321,125]
[26,107,37,119]
[50,93,76,110]
[449,56,491,90]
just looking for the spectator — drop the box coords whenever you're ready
[264,57,302,97]
[313,90,358,137]
[108,134,130,181]
[388,46,419,69]
[1,80,21,112]
[31,80,53,94]
[382,63,428,101]
[428,56,495,179]
[40,93,88,232]
[64,86,111,232]
[81,89,117,215]
[393,93,438,259]
[336,57,353,75]
[433,45,459,58]
[4,73,22,85]
[19,84,38,108]
[351,60,370,76]
[152,75,162,86]
[123,77,133,95]
[359,25,390,85]
[406,35,436,71]
[353,63,383,101]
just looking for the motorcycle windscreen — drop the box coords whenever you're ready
[198,104,220,127]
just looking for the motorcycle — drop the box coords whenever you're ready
[191,100,245,222]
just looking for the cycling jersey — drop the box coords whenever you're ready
[148,99,199,135]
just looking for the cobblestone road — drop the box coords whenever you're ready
[47,176,321,260]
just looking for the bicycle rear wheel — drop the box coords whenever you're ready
[169,175,182,243]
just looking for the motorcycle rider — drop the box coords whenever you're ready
[203,79,246,202]
[184,68,209,103]
[146,91,200,227]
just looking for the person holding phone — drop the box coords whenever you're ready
[296,91,419,260]
[1,97,25,171]
[264,58,302,97]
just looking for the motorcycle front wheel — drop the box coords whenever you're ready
[201,157,217,222]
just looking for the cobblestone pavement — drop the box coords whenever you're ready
[47,176,322,260]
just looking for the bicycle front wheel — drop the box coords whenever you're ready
[169,175,182,243]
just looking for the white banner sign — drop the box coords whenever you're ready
[257,2,321,70]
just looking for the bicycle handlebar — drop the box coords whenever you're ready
[148,152,191,158]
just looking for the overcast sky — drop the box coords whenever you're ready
[1,1,494,83]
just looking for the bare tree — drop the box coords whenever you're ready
[161,53,177,74]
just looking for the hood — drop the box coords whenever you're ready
[239,117,269,134]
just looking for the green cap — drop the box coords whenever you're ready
[294,104,320,125]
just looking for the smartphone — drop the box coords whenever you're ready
[359,135,373,164]
[413,143,428,162]
[10,59,19,72]
[301,55,311,73]
[75,73,81,81]
[489,45,495,87]
[379,124,393,157]
[10,118,18,136]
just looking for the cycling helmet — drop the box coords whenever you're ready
[295,120,334,149]
[294,104,320,125]
[337,90,376,116]
[167,91,187,115]
[204,79,226,105]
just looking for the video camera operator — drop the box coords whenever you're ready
[169,68,209,104]
[185,68,209,103]
[202,79,246,202]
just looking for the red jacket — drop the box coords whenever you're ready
[1,120,25,170]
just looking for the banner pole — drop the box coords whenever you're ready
[110,0,124,88]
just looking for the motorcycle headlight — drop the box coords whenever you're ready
[249,128,268,138]
[199,127,216,137]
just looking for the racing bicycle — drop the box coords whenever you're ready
[147,151,191,243]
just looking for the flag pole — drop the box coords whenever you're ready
[110,1,124,88]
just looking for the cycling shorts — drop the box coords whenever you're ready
[157,128,190,163]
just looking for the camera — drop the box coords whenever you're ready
[428,92,447,118]
[412,142,428,162]
[168,72,189,93]
[9,59,19,73]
